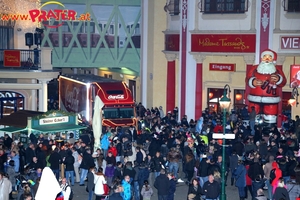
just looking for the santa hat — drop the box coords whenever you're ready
[261,49,277,63]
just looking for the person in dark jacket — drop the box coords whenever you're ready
[273,178,290,200]
[87,167,95,200]
[79,147,95,186]
[248,158,264,182]
[233,160,247,200]
[63,150,75,186]
[252,175,265,199]
[202,174,220,199]
[187,178,202,200]
[167,172,176,200]
[48,147,61,181]
[184,151,196,184]
[154,169,170,200]
[152,151,165,178]
[109,184,123,200]
[229,151,239,186]
[25,143,36,165]
[198,154,210,188]
[113,162,123,181]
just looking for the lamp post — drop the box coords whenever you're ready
[288,87,299,107]
[219,84,231,200]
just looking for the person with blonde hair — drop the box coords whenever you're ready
[273,178,290,200]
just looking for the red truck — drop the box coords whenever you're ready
[58,74,137,128]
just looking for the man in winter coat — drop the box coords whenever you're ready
[167,147,182,181]
[202,174,220,199]
[233,160,247,200]
[154,169,170,200]
[79,148,95,186]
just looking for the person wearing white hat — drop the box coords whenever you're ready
[246,49,287,126]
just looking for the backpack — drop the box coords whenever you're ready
[64,185,74,200]
[269,168,276,184]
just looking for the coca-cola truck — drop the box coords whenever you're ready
[58,74,137,128]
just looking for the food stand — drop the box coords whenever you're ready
[0,110,86,145]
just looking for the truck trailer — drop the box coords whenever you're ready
[58,74,137,128]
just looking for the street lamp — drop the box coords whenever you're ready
[288,87,299,107]
[219,84,231,200]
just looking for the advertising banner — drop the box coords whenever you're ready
[290,65,300,88]
[4,50,21,67]
[165,34,180,51]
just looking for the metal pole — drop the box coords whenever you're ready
[221,107,226,200]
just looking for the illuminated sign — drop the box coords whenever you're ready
[39,116,69,125]
[108,95,124,100]
[1,1,90,28]
[191,34,256,53]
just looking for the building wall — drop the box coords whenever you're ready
[158,0,300,120]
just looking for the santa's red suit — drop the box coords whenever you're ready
[246,49,287,124]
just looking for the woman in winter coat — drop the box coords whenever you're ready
[94,167,107,200]
[184,151,196,184]
[233,160,247,200]
[187,177,202,200]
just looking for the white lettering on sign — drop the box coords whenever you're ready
[65,85,79,112]
[281,37,300,49]
[212,64,232,70]
[108,94,124,100]
[39,116,69,125]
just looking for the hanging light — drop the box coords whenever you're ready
[209,92,213,99]
[235,92,242,101]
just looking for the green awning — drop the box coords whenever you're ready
[31,124,86,133]
[0,126,26,133]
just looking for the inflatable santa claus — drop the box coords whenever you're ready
[246,49,287,125]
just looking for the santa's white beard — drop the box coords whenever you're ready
[257,61,276,74]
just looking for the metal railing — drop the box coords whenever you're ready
[0,49,41,70]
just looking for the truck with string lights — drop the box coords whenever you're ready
[58,74,137,128]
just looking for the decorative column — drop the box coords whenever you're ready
[259,0,271,54]
[244,54,255,105]
[193,54,205,120]
[165,53,177,113]
[276,55,286,128]
[180,0,188,117]
[31,79,37,111]
[38,79,49,112]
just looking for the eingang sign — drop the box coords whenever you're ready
[1,1,91,28]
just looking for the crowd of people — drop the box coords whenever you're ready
[0,104,300,200]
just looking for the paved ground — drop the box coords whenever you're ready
[70,173,258,200]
